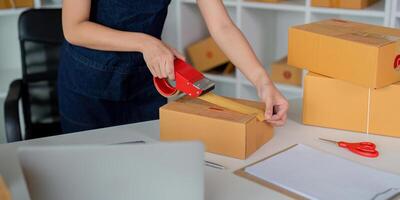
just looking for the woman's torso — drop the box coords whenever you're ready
[59,0,171,101]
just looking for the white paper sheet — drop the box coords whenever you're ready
[245,144,400,200]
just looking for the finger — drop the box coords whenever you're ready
[148,66,156,77]
[153,63,163,78]
[264,97,273,121]
[165,57,175,80]
[268,114,287,126]
[271,104,288,121]
[160,59,168,78]
[171,48,186,61]
[268,119,285,127]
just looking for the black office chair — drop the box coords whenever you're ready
[4,9,64,142]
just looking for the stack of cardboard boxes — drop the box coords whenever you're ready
[288,19,400,137]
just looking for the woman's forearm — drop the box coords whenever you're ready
[197,0,272,88]
[209,25,272,87]
[62,0,157,53]
[63,21,154,52]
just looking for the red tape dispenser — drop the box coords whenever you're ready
[153,59,215,98]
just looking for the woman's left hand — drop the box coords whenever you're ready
[257,80,289,127]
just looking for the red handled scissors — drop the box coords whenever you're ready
[319,138,379,158]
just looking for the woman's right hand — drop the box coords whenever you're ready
[141,36,185,80]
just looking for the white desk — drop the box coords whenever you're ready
[1,99,400,200]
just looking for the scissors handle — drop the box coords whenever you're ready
[338,141,379,158]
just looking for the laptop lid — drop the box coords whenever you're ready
[18,142,204,200]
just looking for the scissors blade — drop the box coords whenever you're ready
[319,138,339,145]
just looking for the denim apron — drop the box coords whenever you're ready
[58,0,171,133]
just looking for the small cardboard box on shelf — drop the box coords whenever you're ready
[271,57,303,87]
[187,37,230,72]
[311,0,379,9]
[0,0,33,9]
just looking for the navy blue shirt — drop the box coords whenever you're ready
[59,0,171,100]
[58,0,170,133]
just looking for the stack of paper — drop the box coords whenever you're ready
[245,144,400,200]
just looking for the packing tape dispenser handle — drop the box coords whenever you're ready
[153,77,178,97]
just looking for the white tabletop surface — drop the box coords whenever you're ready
[1,99,400,200]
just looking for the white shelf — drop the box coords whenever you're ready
[241,79,302,93]
[241,0,306,12]
[0,8,29,16]
[173,0,393,99]
[41,3,61,8]
[204,73,237,84]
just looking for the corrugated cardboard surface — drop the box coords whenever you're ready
[370,83,400,137]
[311,0,378,9]
[271,57,303,86]
[0,176,11,200]
[0,0,33,8]
[288,19,400,88]
[160,97,273,159]
[186,37,229,72]
[303,72,400,138]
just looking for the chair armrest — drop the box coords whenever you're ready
[4,79,23,142]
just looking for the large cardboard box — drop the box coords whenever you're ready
[288,19,400,89]
[311,0,378,9]
[271,57,303,87]
[187,37,229,72]
[0,176,11,200]
[0,0,33,9]
[160,97,274,159]
[303,72,400,138]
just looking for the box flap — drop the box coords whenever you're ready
[162,97,259,124]
[293,19,400,47]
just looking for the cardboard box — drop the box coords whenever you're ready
[303,72,400,138]
[311,0,378,9]
[187,37,229,72]
[271,57,303,87]
[160,97,274,159]
[0,176,11,200]
[288,19,400,89]
[0,0,33,9]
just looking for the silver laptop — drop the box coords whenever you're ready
[18,142,204,200]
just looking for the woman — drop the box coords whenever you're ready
[59,0,289,133]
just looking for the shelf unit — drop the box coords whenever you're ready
[163,0,394,101]
[390,0,400,27]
